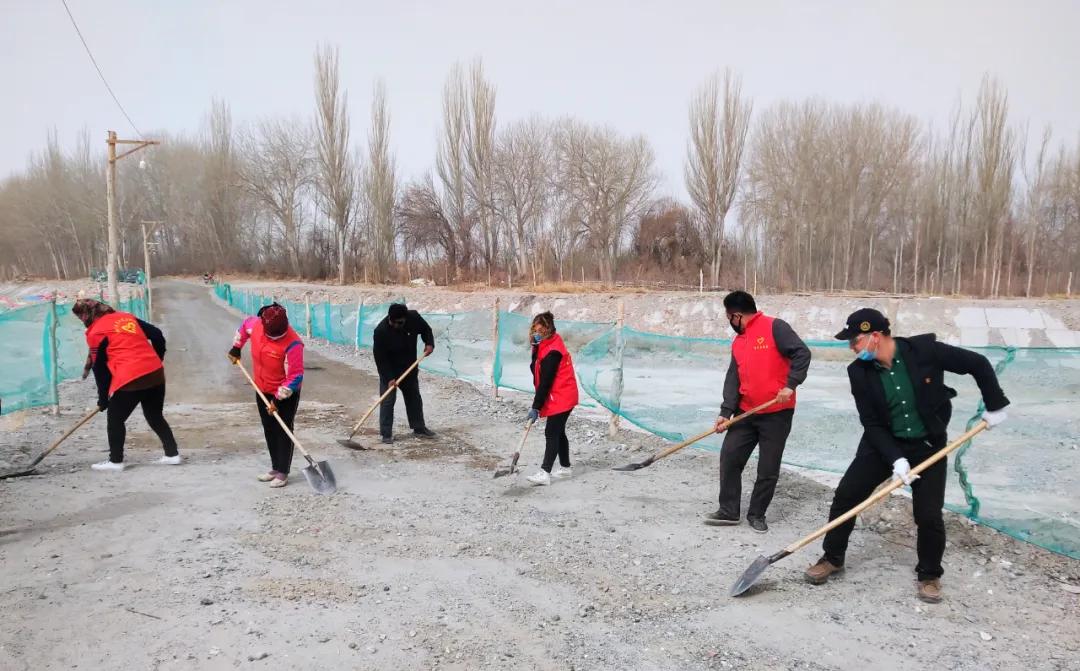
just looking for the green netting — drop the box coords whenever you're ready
[213,283,1079,559]
[1,292,148,415]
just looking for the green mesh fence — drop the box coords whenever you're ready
[213,283,1079,559]
[0,291,148,415]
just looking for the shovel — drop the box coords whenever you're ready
[730,421,988,597]
[337,354,428,450]
[612,399,778,472]
[0,408,100,480]
[493,419,535,478]
[233,361,337,495]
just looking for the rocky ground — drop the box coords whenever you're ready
[1,280,1078,670]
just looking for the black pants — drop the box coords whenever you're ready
[716,409,794,520]
[256,392,299,475]
[822,435,948,581]
[107,383,178,463]
[540,409,572,472]
[379,371,427,437]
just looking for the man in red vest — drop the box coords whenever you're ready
[706,291,810,532]
[73,298,180,471]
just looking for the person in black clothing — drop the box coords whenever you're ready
[372,303,436,444]
[524,312,580,487]
[805,308,1009,604]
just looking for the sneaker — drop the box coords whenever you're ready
[747,516,768,533]
[917,579,943,604]
[381,435,394,445]
[413,428,437,439]
[703,510,739,526]
[257,471,279,482]
[526,470,551,486]
[269,476,288,489]
[91,460,125,472]
[551,467,572,480]
[804,557,844,585]
[157,455,182,465]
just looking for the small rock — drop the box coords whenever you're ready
[348,642,358,650]
[247,651,269,661]
[200,597,214,606]
[979,632,993,642]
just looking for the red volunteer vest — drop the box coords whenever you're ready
[730,312,795,414]
[249,321,303,394]
[533,333,579,417]
[86,311,163,395]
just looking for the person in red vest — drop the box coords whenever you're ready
[73,298,180,471]
[228,303,305,489]
[706,291,811,532]
[525,311,580,486]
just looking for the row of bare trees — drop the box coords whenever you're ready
[1,60,1076,296]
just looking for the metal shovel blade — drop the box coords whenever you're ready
[611,460,648,472]
[493,452,520,479]
[336,438,368,451]
[730,555,774,597]
[0,467,37,480]
[301,460,338,495]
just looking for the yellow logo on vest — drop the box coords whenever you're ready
[115,318,138,335]
[859,321,871,332]
[752,335,770,351]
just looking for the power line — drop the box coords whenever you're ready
[59,0,142,137]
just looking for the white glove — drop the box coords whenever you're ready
[982,408,1007,429]
[275,386,294,401]
[892,458,919,486]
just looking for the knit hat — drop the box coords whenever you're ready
[71,298,115,325]
[258,303,289,339]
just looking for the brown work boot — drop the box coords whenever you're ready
[804,557,843,585]
[917,579,943,604]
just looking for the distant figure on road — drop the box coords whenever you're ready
[228,303,304,489]
[524,311,580,487]
[372,303,436,444]
[73,298,180,471]
[707,290,811,533]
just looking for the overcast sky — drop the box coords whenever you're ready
[2,0,1077,195]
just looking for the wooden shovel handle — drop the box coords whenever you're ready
[234,361,313,460]
[348,354,428,437]
[781,421,988,555]
[30,408,100,467]
[650,398,779,464]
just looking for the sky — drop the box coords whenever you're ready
[2,0,1078,196]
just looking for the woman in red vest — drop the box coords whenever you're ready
[73,298,180,471]
[228,303,304,488]
[525,311,580,486]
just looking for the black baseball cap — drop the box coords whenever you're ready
[835,308,890,340]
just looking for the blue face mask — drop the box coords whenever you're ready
[532,333,542,345]
[856,348,875,362]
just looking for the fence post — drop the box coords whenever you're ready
[608,300,625,438]
[49,293,60,415]
[305,293,313,339]
[1068,271,1073,298]
[491,297,500,398]
[699,268,703,294]
[355,295,364,352]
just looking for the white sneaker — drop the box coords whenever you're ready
[157,455,182,465]
[91,460,126,472]
[552,467,572,480]
[526,470,551,486]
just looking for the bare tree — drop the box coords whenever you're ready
[685,69,752,287]
[313,44,356,284]
[365,79,397,282]
[557,120,657,283]
[238,119,314,274]
[435,64,472,278]
[464,59,498,273]
[493,117,551,278]
[398,174,456,280]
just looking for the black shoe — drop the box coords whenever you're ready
[748,516,768,533]
[413,428,437,439]
[381,435,394,445]
[704,510,740,526]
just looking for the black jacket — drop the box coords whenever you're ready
[372,311,434,379]
[848,334,1009,464]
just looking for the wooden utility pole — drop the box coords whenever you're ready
[140,220,163,319]
[106,131,159,306]
[608,300,626,438]
[491,297,500,397]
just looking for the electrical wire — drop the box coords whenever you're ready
[59,0,142,137]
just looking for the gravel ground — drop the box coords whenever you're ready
[1,280,1078,670]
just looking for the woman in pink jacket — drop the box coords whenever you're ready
[227,303,304,488]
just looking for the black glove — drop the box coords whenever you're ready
[227,347,242,364]
[97,397,109,412]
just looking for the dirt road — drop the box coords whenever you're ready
[1,281,1078,670]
